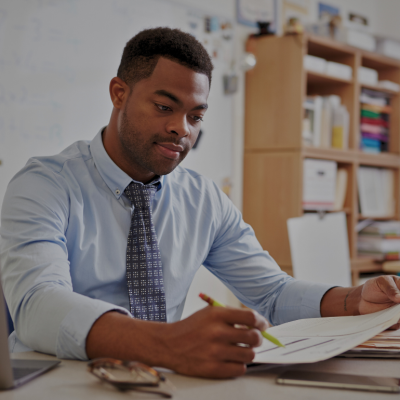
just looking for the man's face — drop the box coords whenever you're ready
[116,57,209,181]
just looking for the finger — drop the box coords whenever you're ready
[377,276,400,303]
[214,307,269,331]
[223,345,256,364]
[394,276,400,291]
[208,342,255,364]
[387,323,400,330]
[226,326,263,347]
[200,361,247,379]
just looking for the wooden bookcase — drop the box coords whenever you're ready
[243,34,400,285]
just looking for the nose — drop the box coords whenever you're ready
[166,113,190,138]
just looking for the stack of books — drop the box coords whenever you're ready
[358,221,400,260]
[360,88,391,153]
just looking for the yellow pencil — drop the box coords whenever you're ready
[199,293,285,348]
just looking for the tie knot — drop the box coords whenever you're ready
[125,182,157,209]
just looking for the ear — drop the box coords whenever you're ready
[109,77,130,109]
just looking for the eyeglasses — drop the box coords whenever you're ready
[87,358,175,397]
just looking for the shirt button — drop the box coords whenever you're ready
[115,189,121,195]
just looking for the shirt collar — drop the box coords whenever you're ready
[90,128,164,200]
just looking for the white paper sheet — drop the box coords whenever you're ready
[253,304,400,364]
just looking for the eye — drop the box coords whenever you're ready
[192,115,204,122]
[156,104,171,112]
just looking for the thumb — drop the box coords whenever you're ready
[379,277,400,303]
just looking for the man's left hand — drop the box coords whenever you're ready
[359,275,400,329]
[321,275,400,323]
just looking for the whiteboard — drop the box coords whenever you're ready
[287,212,352,287]
[0,0,234,208]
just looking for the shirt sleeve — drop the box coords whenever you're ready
[0,160,130,360]
[203,184,334,325]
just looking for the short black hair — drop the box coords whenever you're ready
[117,27,213,87]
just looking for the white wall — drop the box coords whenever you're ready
[373,0,400,41]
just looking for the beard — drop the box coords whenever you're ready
[118,109,191,177]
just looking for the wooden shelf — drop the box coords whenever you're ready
[358,215,397,220]
[307,34,355,58]
[351,257,382,273]
[307,71,353,85]
[361,50,400,69]
[244,34,400,286]
[302,146,355,163]
[304,208,351,215]
[302,146,400,167]
[361,83,399,95]
[358,151,400,168]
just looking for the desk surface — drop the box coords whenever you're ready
[2,352,399,400]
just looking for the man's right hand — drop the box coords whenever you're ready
[86,306,269,379]
[161,306,269,378]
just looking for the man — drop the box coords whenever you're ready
[1,27,400,379]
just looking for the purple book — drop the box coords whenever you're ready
[361,132,389,141]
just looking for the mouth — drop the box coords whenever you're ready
[154,142,184,160]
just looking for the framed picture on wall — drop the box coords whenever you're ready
[236,0,278,31]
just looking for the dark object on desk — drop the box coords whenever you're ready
[277,370,400,393]
[0,278,60,390]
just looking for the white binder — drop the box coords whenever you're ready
[287,212,351,287]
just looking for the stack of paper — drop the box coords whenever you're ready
[357,167,395,218]
[303,54,327,74]
[340,328,400,358]
[358,221,400,260]
[303,55,353,80]
[325,61,353,80]
[378,80,400,92]
[253,305,400,364]
[359,329,400,349]
[358,66,378,86]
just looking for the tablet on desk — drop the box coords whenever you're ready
[276,370,400,393]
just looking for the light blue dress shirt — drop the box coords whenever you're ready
[0,129,333,360]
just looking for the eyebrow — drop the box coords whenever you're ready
[153,89,208,111]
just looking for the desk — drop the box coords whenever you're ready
[2,352,399,399]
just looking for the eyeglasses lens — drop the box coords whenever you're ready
[92,362,159,386]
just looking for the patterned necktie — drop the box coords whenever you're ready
[124,181,167,322]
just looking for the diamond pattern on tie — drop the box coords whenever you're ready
[125,182,167,322]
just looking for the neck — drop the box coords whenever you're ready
[102,117,156,184]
